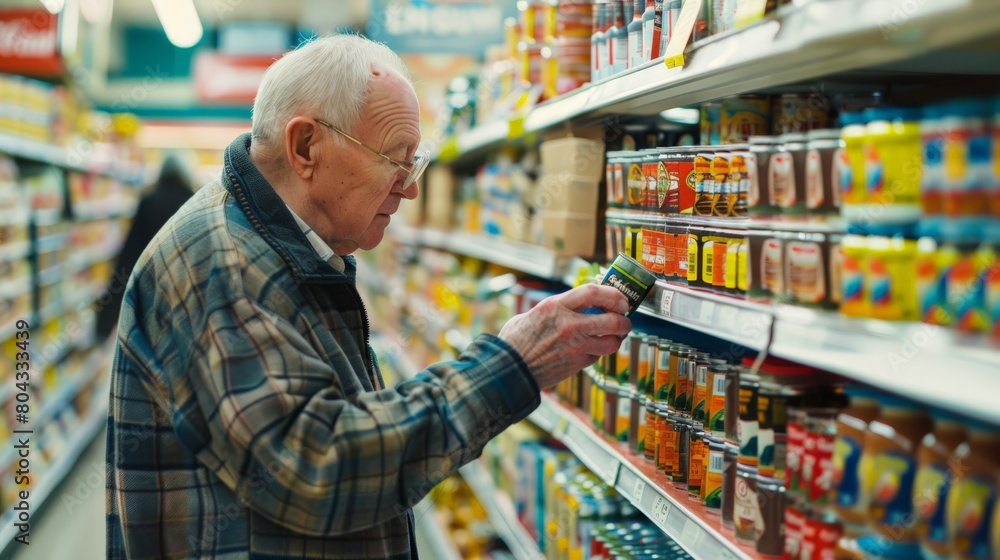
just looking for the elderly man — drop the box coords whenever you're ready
[106,35,630,559]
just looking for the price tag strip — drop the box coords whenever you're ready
[663,0,704,68]
[632,478,646,503]
[660,289,675,317]
[651,495,671,527]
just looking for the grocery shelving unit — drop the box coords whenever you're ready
[0,125,138,552]
[432,0,1000,164]
[413,497,463,560]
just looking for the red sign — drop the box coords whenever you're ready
[0,9,62,76]
[194,52,276,104]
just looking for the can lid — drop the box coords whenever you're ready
[736,464,757,475]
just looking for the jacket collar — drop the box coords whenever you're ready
[222,133,357,284]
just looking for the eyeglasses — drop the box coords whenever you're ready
[315,117,429,189]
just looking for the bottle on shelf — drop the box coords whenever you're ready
[610,1,628,76]
[627,0,645,69]
[592,2,606,83]
[641,0,656,62]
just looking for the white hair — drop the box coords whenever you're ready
[251,34,411,143]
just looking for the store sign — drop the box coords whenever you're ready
[193,52,276,103]
[0,9,62,76]
[367,0,517,56]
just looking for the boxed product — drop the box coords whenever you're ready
[539,137,605,181]
[539,211,597,257]
[534,173,600,214]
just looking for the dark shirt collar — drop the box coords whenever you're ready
[222,133,357,284]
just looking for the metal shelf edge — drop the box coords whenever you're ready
[458,459,544,560]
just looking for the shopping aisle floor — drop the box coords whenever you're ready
[9,428,105,559]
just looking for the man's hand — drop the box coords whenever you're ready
[498,284,632,389]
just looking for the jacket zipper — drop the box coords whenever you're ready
[350,284,375,377]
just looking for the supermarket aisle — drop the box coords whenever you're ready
[11,430,105,560]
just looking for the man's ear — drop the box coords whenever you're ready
[284,117,321,180]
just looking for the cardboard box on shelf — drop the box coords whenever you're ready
[424,165,456,230]
[539,137,605,181]
[539,211,597,258]
[533,173,600,215]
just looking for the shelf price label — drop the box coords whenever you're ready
[680,519,704,550]
[555,417,569,436]
[507,115,526,139]
[663,0,704,68]
[632,478,646,502]
[651,495,671,527]
[660,290,674,317]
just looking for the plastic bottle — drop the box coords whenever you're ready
[608,1,627,76]
[831,386,882,534]
[641,0,656,62]
[839,112,869,212]
[946,418,1000,560]
[914,409,967,560]
[867,234,919,322]
[663,0,681,56]
[853,107,923,226]
[920,104,947,220]
[941,98,993,221]
[627,0,644,69]
[591,2,605,83]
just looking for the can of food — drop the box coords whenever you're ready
[667,343,686,409]
[626,152,647,209]
[757,382,784,477]
[721,442,739,530]
[801,508,842,560]
[616,385,632,442]
[779,132,808,214]
[674,416,691,489]
[642,150,662,211]
[654,340,671,404]
[604,381,618,436]
[748,136,780,216]
[628,332,644,386]
[609,151,628,208]
[636,335,654,395]
[756,475,786,557]
[625,224,642,262]
[675,349,694,414]
[729,149,751,217]
[657,408,676,474]
[691,356,714,426]
[643,336,669,402]
[694,151,716,217]
[707,361,729,438]
[783,502,806,560]
[711,151,733,217]
[688,429,708,500]
[722,95,771,144]
[644,401,658,462]
[805,129,842,213]
[724,366,741,443]
[703,437,725,512]
[615,334,632,386]
[599,253,657,317]
[803,411,837,505]
[734,464,761,544]
[738,373,761,467]
[661,148,698,215]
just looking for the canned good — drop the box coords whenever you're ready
[643,402,658,461]
[694,151,716,217]
[616,334,632,385]
[691,356,714,426]
[738,373,761,467]
[660,148,697,215]
[707,362,729,438]
[729,149,751,217]
[786,407,807,497]
[757,383,789,478]
[657,409,676,474]
[616,385,633,442]
[626,151,648,209]
[628,390,643,452]
[604,381,619,436]
[642,150,662,211]
[635,394,648,456]
[630,333,645,387]
[600,253,657,317]
[643,336,659,399]
[748,136,780,216]
[801,508,843,560]
[734,464,760,544]
[654,340,671,404]
[674,417,691,488]
[704,437,725,512]
[805,128,843,213]
[724,366,741,443]
[783,503,806,560]
[722,443,739,530]
[711,152,732,217]
[675,349,694,414]
[756,475,786,556]
[689,430,708,500]
[802,411,838,505]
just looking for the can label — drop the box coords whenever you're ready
[641,228,666,278]
[637,346,651,396]
[786,241,826,304]
[655,347,671,402]
[709,372,726,437]
[734,472,761,542]
[615,336,631,384]
[786,419,805,495]
[704,447,724,509]
[602,254,655,317]
[738,384,759,467]
[832,433,865,511]
[947,474,996,559]
[627,162,646,207]
[656,159,670,211]
[805,427,835,504]
[663,422,678,474]
[913,461,950,548]
[692,365,708,424]
[637,406,648,455]
[675,358,691,412]
[616,394,631,442]
[783,506,805,560]
[689,437,707,497]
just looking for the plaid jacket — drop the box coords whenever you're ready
[106,133,541,559]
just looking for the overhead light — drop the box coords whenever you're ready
[39,0,65,14]
[659,107,701,125]
[151,0,203,48]
[80,0,112,24]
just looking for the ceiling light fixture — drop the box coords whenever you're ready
[150,0,203,48]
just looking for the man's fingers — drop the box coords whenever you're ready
[559,284,630,314]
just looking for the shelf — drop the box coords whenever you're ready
[0,133,143,185]
[636,281,774,352]
[459,459,544,560]
[413,498,463,560]
[529,391,754,560]
[605,210,847,234]
[769,306,1000,425]
[389,224,575,282]
[0,388,108,552]
[431,0,998,163]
